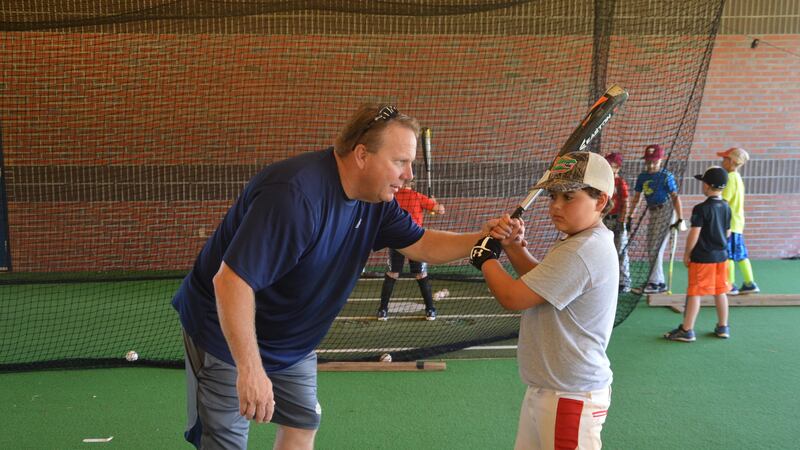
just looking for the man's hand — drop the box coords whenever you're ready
[683,252,691,268]
[433,203,445,215]
[470,236,502,270]
[480,217,503,236]
[237,367,275,423]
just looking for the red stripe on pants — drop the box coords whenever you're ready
[554,397,584,450]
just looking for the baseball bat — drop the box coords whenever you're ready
[510,84,629,219]
[421,127,433,197]
[667,227,678,295]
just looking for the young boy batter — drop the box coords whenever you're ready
[470,151,618,450]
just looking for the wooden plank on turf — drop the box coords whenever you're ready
[648,294,800,307]
[318,361,446,372]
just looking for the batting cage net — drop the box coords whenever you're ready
[0,0,724,371]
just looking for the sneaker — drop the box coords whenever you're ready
[644,283,668,294]
[376,309,388,321]
[714,324,730,339]
[425,308,437,321]
[728,285,739,296]
[739,282,760,295]
[642,283,660,294]
[664,325,696,342]
[619,285,632,293]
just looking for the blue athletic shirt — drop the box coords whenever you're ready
[172,148,424,371]
[634,169,678,206]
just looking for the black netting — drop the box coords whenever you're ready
[0,0,724,371]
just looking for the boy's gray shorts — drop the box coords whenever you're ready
[182,331,321,449]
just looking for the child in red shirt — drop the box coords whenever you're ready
[377,182,445,321]
[603,152,631,292]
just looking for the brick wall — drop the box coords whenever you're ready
[684,34,800,259]
[4,32,593,272]
[2,32,797,272]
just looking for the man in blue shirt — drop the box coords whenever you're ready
[172,104,499,449]
[627,144,685,294]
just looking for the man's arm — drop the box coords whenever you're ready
[398,229,485,264]
[213,262,274,423]
[398,215,503,264]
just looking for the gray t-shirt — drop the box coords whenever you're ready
[518,223,618,392]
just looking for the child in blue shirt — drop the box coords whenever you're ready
[627,144,685,294]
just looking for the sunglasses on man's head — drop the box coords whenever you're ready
[365,105,398,131]
[352,105,399,151]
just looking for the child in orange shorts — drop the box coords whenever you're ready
[664,166,731,342]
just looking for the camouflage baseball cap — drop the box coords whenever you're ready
[534,152,614,197]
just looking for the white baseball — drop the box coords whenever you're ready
[125,350,139,362]
[379,353,392,363]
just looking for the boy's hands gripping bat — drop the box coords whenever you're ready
[510,84,629,219]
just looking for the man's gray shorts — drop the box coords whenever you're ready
[182,331,321,449]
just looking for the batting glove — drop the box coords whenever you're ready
[670,218,686,231]
[470,236,502,270]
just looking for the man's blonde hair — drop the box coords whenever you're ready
[334,103,420,156]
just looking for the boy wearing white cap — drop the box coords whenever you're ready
[718,147,759,294]
[470,151,618,450]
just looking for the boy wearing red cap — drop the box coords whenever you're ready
[718,147,759,294]
[603,152,631,292]
[627,144,685,294]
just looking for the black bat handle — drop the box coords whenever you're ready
[510,187,543,219]
[510,207,525,220]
